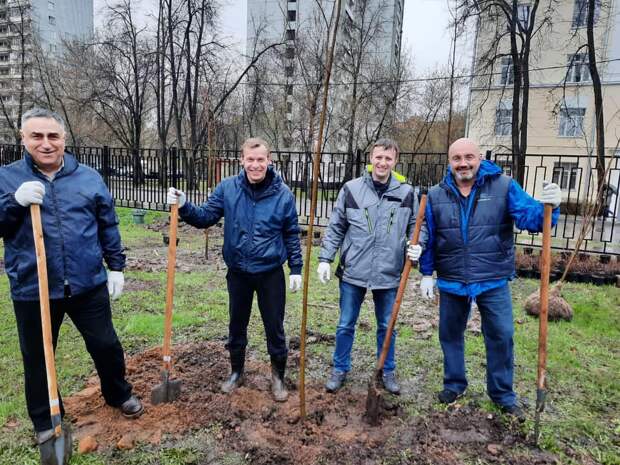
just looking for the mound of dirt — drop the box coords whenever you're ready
[64,342,401,464]
[65,342,560,464]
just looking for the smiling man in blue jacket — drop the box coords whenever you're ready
[412,138,562,421]
[167,137,302,402]
[0,108,143,458]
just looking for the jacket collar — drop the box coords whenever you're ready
[23,150,79,180]
[238,165,281,198]
[363,167,406,192]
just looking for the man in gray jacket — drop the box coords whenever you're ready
[317,138,421,394]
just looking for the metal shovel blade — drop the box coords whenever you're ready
[151,370,182,405]
[364,370,383,426]
[38,424,72,465]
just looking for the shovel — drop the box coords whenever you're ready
[534,203,553,442]
[365,193,427,425]
[31,204,72,465]
[151,203,182,404]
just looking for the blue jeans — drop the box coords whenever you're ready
[439,283,516,407]
[333,281,398,373]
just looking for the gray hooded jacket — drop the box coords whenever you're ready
[319,171,420,289]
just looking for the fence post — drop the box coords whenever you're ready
[170,147,178,188]
[485,150,492,161]
[102,145,110,186]
[355,148,362,178]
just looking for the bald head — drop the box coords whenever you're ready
[447,138,482,185]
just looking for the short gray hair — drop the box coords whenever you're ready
[21,107,66,131]
[372,138,400,157]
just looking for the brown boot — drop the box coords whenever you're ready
[271,355,288,402]
[221,348,245,394]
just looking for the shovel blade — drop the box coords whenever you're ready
[364,371,383,426]
[39,425,72,465]
[151,371,182,405]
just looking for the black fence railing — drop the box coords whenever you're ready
[1,145,618,256]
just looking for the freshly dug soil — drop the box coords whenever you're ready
[64,342,558,465]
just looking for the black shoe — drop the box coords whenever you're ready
[221,371,244,394]
[120,395,144,419]
[498,403,526,423]
[325,370,347,393]
[437,388,465,405]
[382,371,401,395]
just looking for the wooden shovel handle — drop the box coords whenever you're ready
[31,204,62,435]
[376,194,428,371]
[162,203,179,371]
[536,204,553,389]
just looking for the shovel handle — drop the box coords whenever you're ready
[162,203,179,371]
[31,204,62,436]
[376,194,427,371]
[536,204,553,390]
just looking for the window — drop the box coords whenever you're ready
[552,162,579,190]
[48,15,55,25]
[287,10,296,21]
[495,103,512,136]
[0,39,9,48]
[286,102,292,113]
[285,47,294,59]
[572,0,600,28]
[48,0,55,9]
[49,43,56,53]
[559,107,585,137]
[0,26,8,33]
[517,4,530,29]
[0,12,6,20]
[0,53,8,62]
[285,65,293,77]
[285,84,293,95]
[500,56,514,85]
[0,67,9,75]
[285,29,295,41]
[567,53,590,82]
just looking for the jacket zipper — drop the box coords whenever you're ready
[364,208,373,233]
[387,208,395,233]
[49,181,70,296]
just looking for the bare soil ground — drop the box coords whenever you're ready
[65,341,557,465]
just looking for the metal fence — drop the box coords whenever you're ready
[1,145,618,256]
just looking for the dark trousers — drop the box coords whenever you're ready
[13,284,132,432]
[439,283,516,407]
[226,266,288,360]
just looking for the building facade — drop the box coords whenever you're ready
[0,0,93,142]
[466,0,620,216]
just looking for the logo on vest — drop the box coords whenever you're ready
[478,193,492,202]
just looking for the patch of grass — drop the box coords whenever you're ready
[0,207,618,464]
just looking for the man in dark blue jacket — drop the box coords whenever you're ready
[167,137,302,402]
[414,138,562,420]
[0,108,142,455]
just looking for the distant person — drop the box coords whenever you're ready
[317,138,422,395]
[414,137,562,420]
[0,107,143,459]
[167,137,302,402]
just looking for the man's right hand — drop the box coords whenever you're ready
[167,187,186,208]
[420,275,434,299]
[317,262,331,284]
[15,181,45,207]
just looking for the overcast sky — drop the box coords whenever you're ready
[95,0,474,77]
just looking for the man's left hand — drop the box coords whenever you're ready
[289,274,302,292]
[538,182,562,208]
[107,271,125,300]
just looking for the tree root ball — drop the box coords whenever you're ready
[524,284,573,321]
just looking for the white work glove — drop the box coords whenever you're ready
[167,187,186,208]
[107,271,124,300]
[420,275,435,299]
[317,262,331,284]
[538,181,562,208]
[14,181,45,207]
[289,274,302,292]
[407,244,423,262]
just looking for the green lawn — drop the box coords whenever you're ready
[0,207,618,464]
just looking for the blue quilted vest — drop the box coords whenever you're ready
[428,174,515,283]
